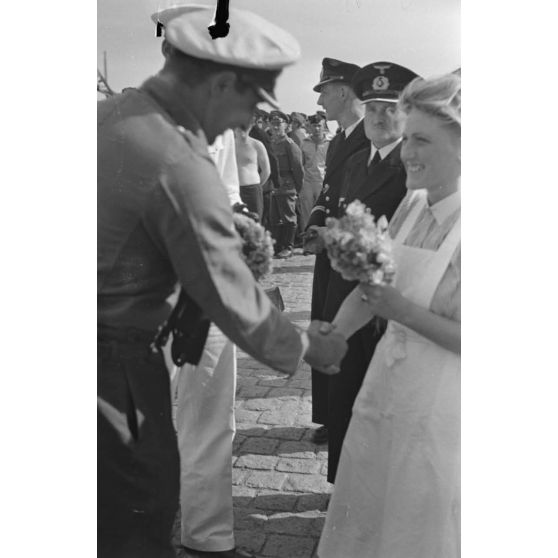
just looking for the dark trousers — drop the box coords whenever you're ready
[98,327,179,558]
[269,190,297,252]
[325,322,383,483]
[310,252,332,424]
[239,183,264,220]
[261,179,273,230]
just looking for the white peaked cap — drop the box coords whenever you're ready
[151,4,301,71]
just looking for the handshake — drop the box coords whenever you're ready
[303,321,348,375]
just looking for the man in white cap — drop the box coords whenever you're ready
[98,5,348,558]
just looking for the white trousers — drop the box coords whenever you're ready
[168,325,237,552]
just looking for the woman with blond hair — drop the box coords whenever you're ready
[318,73,461,558]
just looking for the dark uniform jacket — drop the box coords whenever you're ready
[323,141,408,483]
[272,136,303,193]
[307,120,368,426]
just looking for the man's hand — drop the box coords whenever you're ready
[302,226,327,254]
[303,321,348,374]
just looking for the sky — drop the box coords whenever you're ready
[98,0,460,115]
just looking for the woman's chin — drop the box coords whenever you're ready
[405,179,423,191]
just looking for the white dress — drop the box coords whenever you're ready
[319,190,461,558]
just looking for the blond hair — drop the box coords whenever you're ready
[398,73,461,131]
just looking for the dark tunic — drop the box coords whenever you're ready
[306,121,368,424]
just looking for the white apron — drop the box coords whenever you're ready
[319,196,461,558]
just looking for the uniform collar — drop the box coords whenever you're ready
[369,137,401,163]
[344,117,363,138]
[427,189,461,224]
[140,75,207,143]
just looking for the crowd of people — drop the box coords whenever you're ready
[98,4,460,558]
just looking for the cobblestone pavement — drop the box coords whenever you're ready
[232,252,331,558]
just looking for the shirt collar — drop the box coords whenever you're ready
[368,137,402,164]
[344,117,363,139]
[427,189,461,224]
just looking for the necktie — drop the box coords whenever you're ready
[369,149,382,168]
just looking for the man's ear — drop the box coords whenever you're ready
[207,71,237,98]
[161,39,173,58]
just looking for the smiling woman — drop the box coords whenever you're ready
[318,72,462,558]
[399,74,461,204]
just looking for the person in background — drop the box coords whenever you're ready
[249,113,278,229]
[318,61,418,484]
[168,127,246,558]
[319,72,461,558]
[288,112,309,148]
[303,57,367,444]
[98,6,347,557]
[268,110,303,258]
[208,129,243,206]
[255,108,272,137]
[298,112,330,234]
[234,124,270,220]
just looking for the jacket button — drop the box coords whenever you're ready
[325,196,330,201]
[325,209,330,214]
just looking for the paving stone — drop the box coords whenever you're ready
[233,507,269,530]
[276,458,322,475]
[242,397,284,411]
[263,426,305,441]
[282,473,332,495]
[295,493,330,512]
[235,376,260,388]
[238,437,279,455]
[258,409,296,426]
[261,534,316,558]
[244,471,287,490]
[232,484,257,506]
[267,387,305,399]
[235,454,279,470]
[232,434,247,452]
[315,449,328,460]
[287,379,311,389]
[264,511,321,537]
[277,440,317,459]
[236,385,271,399]
[258,377,289,388]
[252,490,298,512]
[232,468,248,486]
[234,529,266,554]
[235,409,262,425]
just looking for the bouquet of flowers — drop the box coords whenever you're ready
[323,200,395,285]
[322,200,396,339]
[233,213,274,281]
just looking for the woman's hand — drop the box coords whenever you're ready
[360,283,461,354]
[358,283,410,322]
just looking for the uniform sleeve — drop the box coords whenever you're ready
[143,134,303,374]
[306,190,326,228]
[289,140,304,192]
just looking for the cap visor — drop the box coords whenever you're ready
[255,86,280,109]
[313,77,349,92]
[363,97,399,104]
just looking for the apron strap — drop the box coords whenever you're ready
[392,192,427,243]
